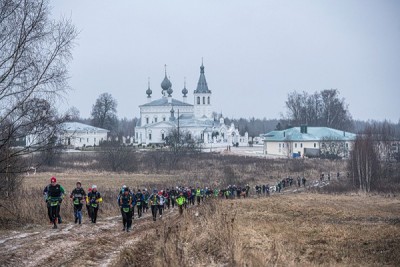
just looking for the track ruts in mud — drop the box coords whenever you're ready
[0,207,179,267]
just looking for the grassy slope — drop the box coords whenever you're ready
[116,193,400,266]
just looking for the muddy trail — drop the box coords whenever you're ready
[0,182,331,267]
[0,207,180,267]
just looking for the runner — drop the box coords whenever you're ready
[86,187,92,220]
[170,188,176,208]
[176,192,186,215]
[70,181,86,224]
[135,189,144,218]
[119,187,133,232]
[158,191,165,218]
[143,188,150,214]
[87,185,102,223]
[43,177,65,229]
[149,189,160,221]
[196,186,201,205]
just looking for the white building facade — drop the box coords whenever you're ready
[25,122,109,149]
[261,126,356,158]
[135,63,248,146]
[58,122,109,148]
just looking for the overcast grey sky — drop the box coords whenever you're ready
[51,0,400,122]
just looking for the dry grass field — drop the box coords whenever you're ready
[1,155,399,266]
[0,170,399,266]
[116,193,400,267]
[23,171,180,190]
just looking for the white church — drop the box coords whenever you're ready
[135,62,248,146]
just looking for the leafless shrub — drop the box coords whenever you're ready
[223,165,240,186]
[348,123,400,192]
[310,180,356,194]
[0,0,77,197]
[116,200,247,266]
[98,141,137,172]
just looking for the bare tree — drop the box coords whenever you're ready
[320,89,352,130]
[165,128,201,166]
[349,131,379,192]
[65,106,81,121]
[91,92,118,133]
[117,117,138,141]
[98,141,136,172]
[285,91,304,125]
[285,89,353,131]
[0,0,77,196]
[320,136,347,159]
[166,129,201,153]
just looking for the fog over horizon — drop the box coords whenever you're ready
[51,0,400,123]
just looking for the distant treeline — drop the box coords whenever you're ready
[73,116,400,139]
[69,89,400,139]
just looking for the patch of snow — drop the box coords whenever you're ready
[0,232,40,245]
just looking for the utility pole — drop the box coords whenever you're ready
[177,109,180,146]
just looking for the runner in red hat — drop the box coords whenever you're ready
[43,177,65,229]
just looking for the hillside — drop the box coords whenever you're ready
[1,193,399,266]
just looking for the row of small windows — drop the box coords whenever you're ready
[278,142,349,150]
[147,133,166,141]
[146,117,166,124]
[279,143,317,148]
[136,131,166,141]
[197,96,210,105]
[78,137,103,143]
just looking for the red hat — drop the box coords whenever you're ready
[88,188,92,192]
[51,177,56,183]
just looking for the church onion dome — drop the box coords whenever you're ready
[146,87,152,96]
[146,81,152,97]
[169,106,175,121]
[182,78,188,96]
[161,75,172,91]
[182,86,188,96]
[167,87,173,96]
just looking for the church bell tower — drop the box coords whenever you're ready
[193,60,212,118]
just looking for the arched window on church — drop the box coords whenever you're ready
[197,97,200,104]
[203,97,205,104]
[208,96,210,104]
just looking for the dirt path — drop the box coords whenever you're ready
[0,208,177,267]
[0,181,333,267]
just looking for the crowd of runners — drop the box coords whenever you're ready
[42,177,254,230]
[43,172,343,230]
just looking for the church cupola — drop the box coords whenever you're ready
[219,115,224,124]
[167,85,173,103]
[169,106,175,121]
[193,59,212,118]
[167,86,173,97]
[194,60,210,94]
[146,78,152,103]
[161,64,172,97]
[182,77,188,103]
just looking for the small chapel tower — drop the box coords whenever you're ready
[193,60,212,118]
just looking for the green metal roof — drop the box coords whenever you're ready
[140,97,193,107]
[194,63,211,94]
[62,122,109,133]
[261,127,356,142]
